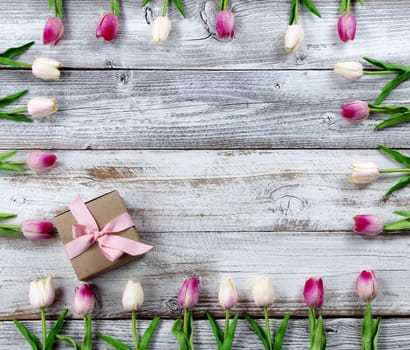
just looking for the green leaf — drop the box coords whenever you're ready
[378,145,410,167]
[111,0,120,16]
[393,210,410,218]
[243,313,269,350]
[375,112,410,130]
[0,162,26,172]
[362,302,374,350]
[383,218,410,231]
[206,312,223,349]
[48,0,55,10]
[273,313,291,350]
[312,316,326,350]
[55,0,63,18]
[13,319,41,350]
[222,313,239,350]
[375,71,410,105]
[0,90,28,108]
[56,334,81,350]
[0,42,34,59]
[171,318,190,350]
[81,315,93,350]
[289,0,298,24]
[385,174,410,196]
[139,316,160,350]
[0,112,32,123]
[0,150,18,163]
[98,334,130,350]
[45,309,68,350]
[359,0,364,5]
[141,0,150,7]
[0,57,29,68]
[301,0,322,18]
[372,317,382,349]
[0,213,17,220]
[172,0,186,18]
[369,104,410,116]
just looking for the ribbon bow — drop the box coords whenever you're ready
[64,196,152,262]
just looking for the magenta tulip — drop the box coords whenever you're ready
[303,277,324,308]
[178,277,200,309]
[216,10,235,38]
[43,17,64,46]
[27,151,57,173]
[341,101,369,122]
[74,284,95,315]
[338,14,356,42]
[353,215,384,236]
[96,13,119,42]
[22,220,54,240]
[356,270,377,301]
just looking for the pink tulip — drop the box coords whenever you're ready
[74,284,95,315]
[303,277,324,308]
[21,220,54,240]
[353,215,384,236]
[338,14,356,42]
[178,277,200,309]
[216,10,235,38]
[96,13,119,42]
[356,270,377,301]
[27,151,57,173]
[43,17,64,46]
[341,101,369,122]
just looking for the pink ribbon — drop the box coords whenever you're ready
[64,196,152,262]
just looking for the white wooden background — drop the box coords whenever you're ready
[2,0,410,348]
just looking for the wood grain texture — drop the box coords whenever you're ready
[1,231,410,318]
[1,70,410,149]
[2,318,410,349]
[2,150,410,233]
[2,1,410,69]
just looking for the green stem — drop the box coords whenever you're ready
[41,308,46,350]
[0,225,21,230]
[379,168,410,173]
[132,310,139,350]
[162,0,169,16]
[222,0,228,10]
[224,308,230,340]
[294,0,299,24]
[264,307,273,350]
[183,308,189,339]
[3,107,28,114]
[346,0,351,14]
[364,70,397,75]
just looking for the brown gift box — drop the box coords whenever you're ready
[54,191,149,281]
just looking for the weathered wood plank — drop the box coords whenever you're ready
[1,70,410,149]
[1,150,409,233]
[2,1,410,69]
[2,318,410,349]
[0,231,409,318]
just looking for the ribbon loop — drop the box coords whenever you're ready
[64,195,152,261]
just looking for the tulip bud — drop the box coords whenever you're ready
[356,270,377,301]
[348,163,379,184]
[43,17,64,46]
[27,151,57,173]
[341,100,369,122]
[338,14,356,42]
[218,277,238,309]
[29,276,55,308]
[74,284,95,315]
[334,62,363,80]
[216,10,235,38]
[152,16,172,44]
[303,277,324,308]
[353,215,384,236]
[284,24,304,52]
[96,13,119,42]
[178,277,200,309]
[252,276,274,307]
[27,97,58,119]
[21,220,54,240]
[32,57,63,80]
[122,280,144,312]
